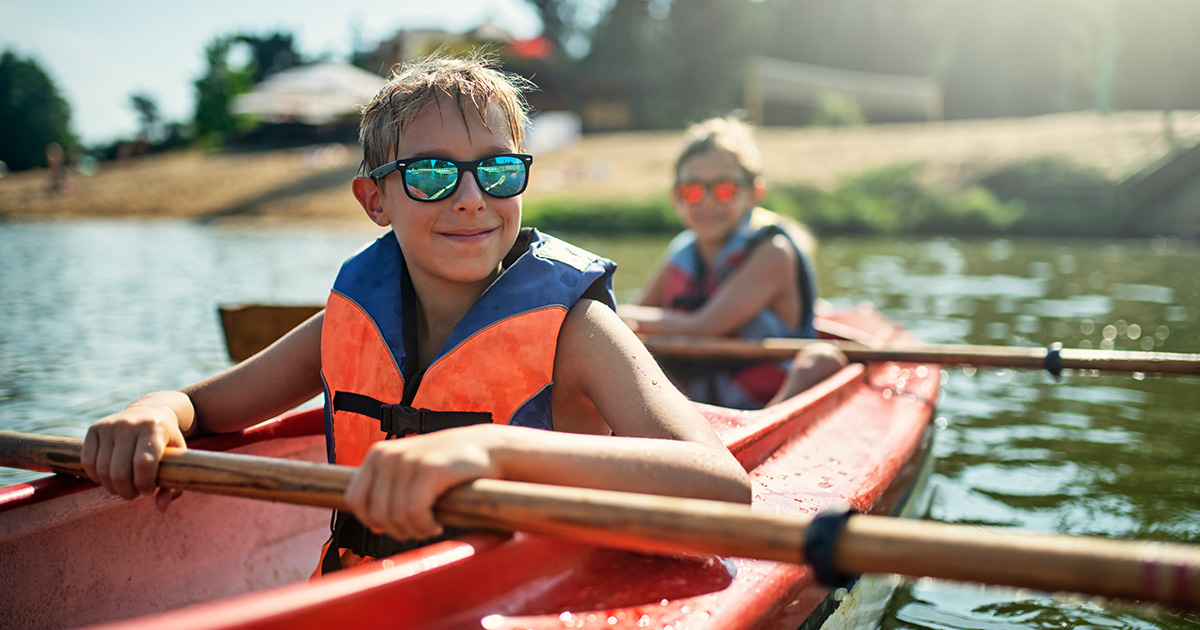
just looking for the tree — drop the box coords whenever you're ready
[0,50,76,171]
[129,92,160,144]
[237,32,301,83]
[192,36,254,148]
[524,0,599,60]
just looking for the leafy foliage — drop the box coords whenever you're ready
[192,37,255,149]
[976,156,1118,237]
[0,50,76,171]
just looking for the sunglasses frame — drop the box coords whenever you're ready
[674,178,747,205]
[368,153,534,202]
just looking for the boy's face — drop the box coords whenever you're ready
[674,150,759,249]
[361,97,522,291]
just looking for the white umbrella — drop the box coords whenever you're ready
[232,62,386,125]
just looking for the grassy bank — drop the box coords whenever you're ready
[527,155,1127,238]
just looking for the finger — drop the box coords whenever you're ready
[400,445,449,540]
[80,427,100,483]
[384,455,420,540]
[368,452,402,539]
[132,430,165,496]
[107,432,139,500]
[345,452,381,534]
[91,434,117,496]
[403,469,444,540]
[154,488,182,512]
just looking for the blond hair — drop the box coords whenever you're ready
[674,115,763,183]
[358,50,534,176]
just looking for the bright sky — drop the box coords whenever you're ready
[0,0,542,145]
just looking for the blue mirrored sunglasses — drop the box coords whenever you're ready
[368,153,533,202]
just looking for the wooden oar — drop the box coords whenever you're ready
[216,304,1200,375]
[639,334,1200,376]
[2,430,1197,607]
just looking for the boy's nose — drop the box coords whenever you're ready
[452,172,486,211]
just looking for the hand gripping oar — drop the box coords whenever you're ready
[639,335,1200,376]
[2,430,1197,608]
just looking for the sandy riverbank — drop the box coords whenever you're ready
[1,110,1196,223]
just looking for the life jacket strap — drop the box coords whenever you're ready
[321,511,476,573]
[333,391,492,436]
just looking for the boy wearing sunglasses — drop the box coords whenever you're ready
[80,52,750,574]
[620,116,846,410]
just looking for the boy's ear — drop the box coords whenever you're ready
[352,176,391,227]
[751,176,766,205]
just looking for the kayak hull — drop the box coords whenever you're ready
[0,415,331,630]
[0,306,938,630]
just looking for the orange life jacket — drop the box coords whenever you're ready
[315,228,616,574]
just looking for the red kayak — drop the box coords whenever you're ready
[0,305,938,630]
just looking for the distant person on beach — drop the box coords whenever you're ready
[620,116,846,409]
[80,50,750,576]
[44,142,73,195]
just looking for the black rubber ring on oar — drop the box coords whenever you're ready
[805,505,859,588]
[1045,342,1064,380]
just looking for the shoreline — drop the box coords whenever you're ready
[2,110,1196,223]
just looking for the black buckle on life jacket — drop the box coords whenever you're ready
[332,392,493,436]
[378,404,493,435]
[379,403,429,435]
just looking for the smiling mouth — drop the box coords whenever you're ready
[441,227,497,243]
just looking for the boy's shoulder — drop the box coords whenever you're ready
[530,231,606,273]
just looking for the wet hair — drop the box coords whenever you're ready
[358,49,535,176]
[674,115,764,183]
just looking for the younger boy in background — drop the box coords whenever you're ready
[621,116,846,409]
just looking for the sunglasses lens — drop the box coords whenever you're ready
[405,159,459,201]
[677,183,705,205]
[712,180,740,203]
[477,155,528,198]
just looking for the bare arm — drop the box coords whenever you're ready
[81,311,325,508]
[344,301,751,542]
[184,311,324,435]
[621,234,798,336]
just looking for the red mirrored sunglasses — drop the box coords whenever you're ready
[674,179,743,205]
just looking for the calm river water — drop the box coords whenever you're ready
[1,219,1197,629]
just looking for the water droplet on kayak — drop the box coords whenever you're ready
[607,616,618,625]
[637,614,652,627]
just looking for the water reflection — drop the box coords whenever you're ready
[824,237,1199,630]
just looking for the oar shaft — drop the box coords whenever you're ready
[0,431,352,510]
[639,335,1200,375]
[837,515,1200,607]
[2,431,1198,606]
